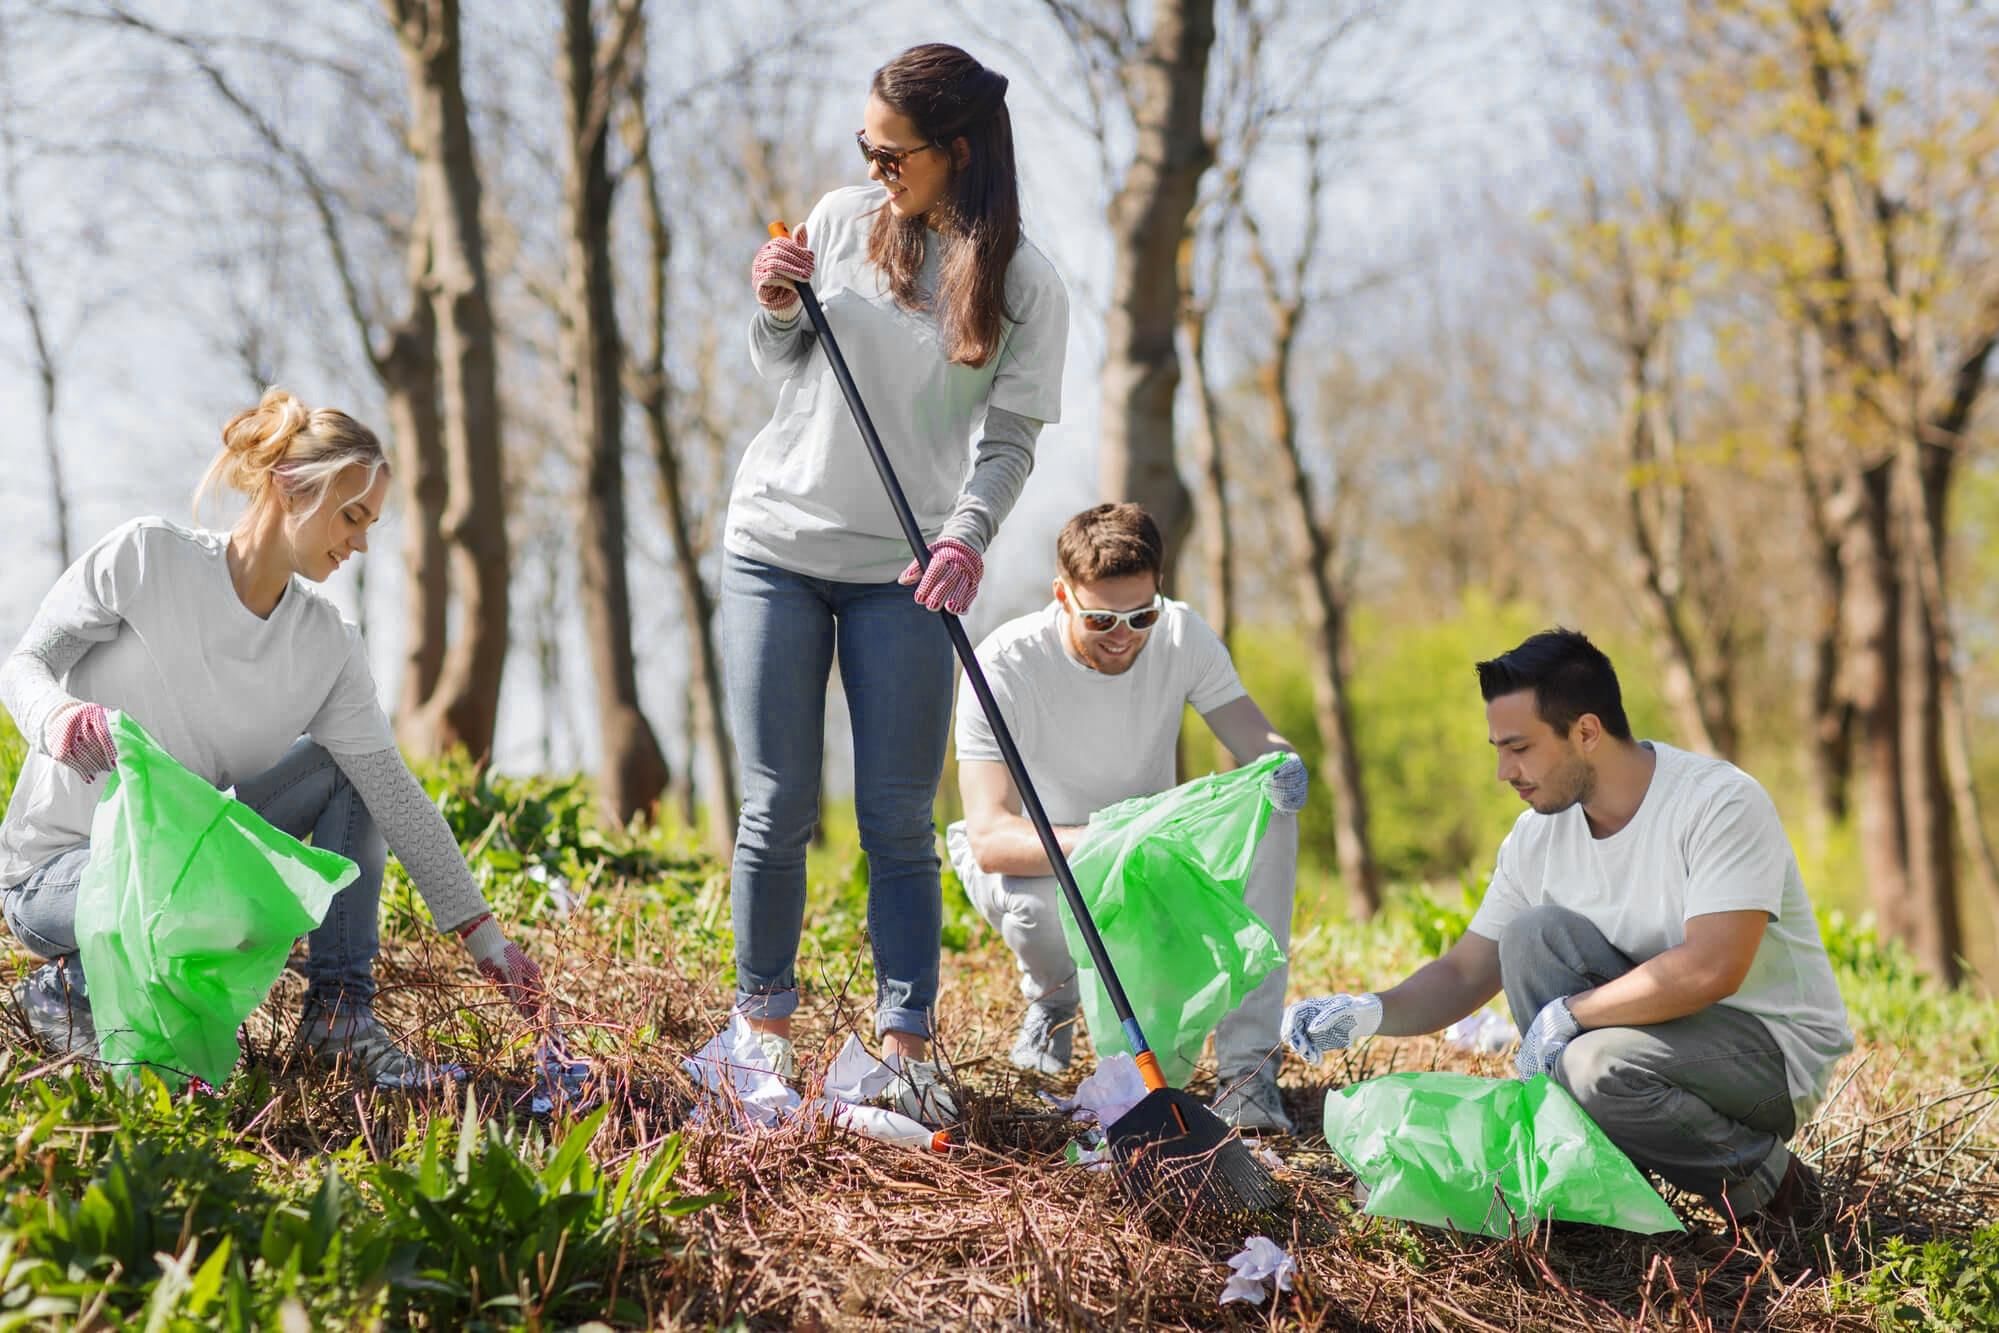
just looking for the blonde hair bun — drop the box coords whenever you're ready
[196,387,388,523]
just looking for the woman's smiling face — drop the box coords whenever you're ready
[862,94,954,222]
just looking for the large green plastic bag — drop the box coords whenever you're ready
[74,713,354,1088]
[1322,1072,1684,1236]
[1058,752,1288,1085]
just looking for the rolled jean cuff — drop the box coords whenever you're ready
[1721,1138,1793,1216]
[734,985,800,1021]
[874,1005,932,1041]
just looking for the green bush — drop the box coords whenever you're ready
[1857,1224,1999,1331]
[0,711,21,812]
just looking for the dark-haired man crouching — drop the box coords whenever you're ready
[1282,629,1852,1226]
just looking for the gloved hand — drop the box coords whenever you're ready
[1281,992,1382,1064]
[752,226,813,315]
[898,538,984,614]
[47,701,117,783]
[1266,753,1309,815]
[1515,995,1581,1079]
[457,914,548,1025]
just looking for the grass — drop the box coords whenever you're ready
[0,728,1994,1327]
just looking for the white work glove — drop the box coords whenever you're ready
[1281,992,1382,1064]
[1514,996,1581,1079]
[1266,753,1309,815]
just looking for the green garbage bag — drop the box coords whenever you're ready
[74,712,355,1088]
[1322,1072,1685,1236]
[1059,752,1288,1085]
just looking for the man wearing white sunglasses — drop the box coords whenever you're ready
[946,502,1305,1132]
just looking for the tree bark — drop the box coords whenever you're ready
[377,210,448,736]
[622,56,737,854]
[1097,0,1216,585]
[1179,271,1233,643]
[561,0,667,825]
[1839,460,1913,940]
[388,0,511,762]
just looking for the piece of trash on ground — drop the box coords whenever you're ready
[526,1035,592,1114]
[1442,1010,1519,1054]
[1251,1143,1284,1172]
[683,1014,800,1125]
[1063,1052,1148,1126]
[1220,1235,1296,1306]
[822,1033,897,1104]
[816,1100,944,1152]
[1064,1128,1112,1170]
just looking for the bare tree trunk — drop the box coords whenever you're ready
[1179,284,1233,642]
[561,0,666,825]
[1840,461,1914,940]
[1097,0,1216,585]
[1255,305,1379,916]
[378,216,449,736]
[388,0,511,761]
[622,53,736,854]
[0,75,70,571]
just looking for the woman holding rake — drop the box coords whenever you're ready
[728,42,1069,1123]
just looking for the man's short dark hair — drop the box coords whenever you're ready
[1475,628,1633,741]
[1056,503,1165,584]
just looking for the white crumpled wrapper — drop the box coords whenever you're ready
[682,1014,800,1125]
[1220,1235,1297,1306]
[1054,1052,1149,1127]
[1443,1010,1520,1054]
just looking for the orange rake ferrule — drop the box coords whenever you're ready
[1134,1049,1169,1093]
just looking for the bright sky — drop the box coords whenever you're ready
[0,0,1557,782]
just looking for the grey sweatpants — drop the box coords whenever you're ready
[946,813,1297,1079]
[1499,904,1796,1215]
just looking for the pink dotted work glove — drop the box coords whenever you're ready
[751,226,813,314]
[457,914,548,1025]
[898,538,985,615]
[48,702,117,783]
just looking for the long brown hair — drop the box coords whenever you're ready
[867,44,1020,367]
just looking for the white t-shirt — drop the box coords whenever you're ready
[1467,741,1853,1122]
[726,184,1070,582]
[953,600,1246,826]
[1,518,396,888]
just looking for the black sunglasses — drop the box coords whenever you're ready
[855,130,937,181]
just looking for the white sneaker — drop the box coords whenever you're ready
[883,1055,959,1127]
[1009,1002,1075,1075]
[757,1031,798,1079]
[14,961,96,1060]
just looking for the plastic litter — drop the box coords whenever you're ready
[1061,1051,1149,1127]
[823,1033,897,1104]
[526,1035,593,1115]
[74,712,354,1089]
[683,1020,948,1151]
[683,1014,800,1125]
[1219,1236,1296,1306]
[1321,1072,1685,1237]
[1059,753,1289,1085]
[1443,1010,1519,1055]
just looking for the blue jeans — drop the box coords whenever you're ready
[721,551,956,1038]
[3,738,387,1010]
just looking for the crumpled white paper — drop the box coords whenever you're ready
[684,1021,942,1151]
[1059,1052,1149,1127]
[823,1033,898,1103]
[1219,1235,1296,1306]
[1443,1010,1520,1055]
[683,1015,800,1125]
